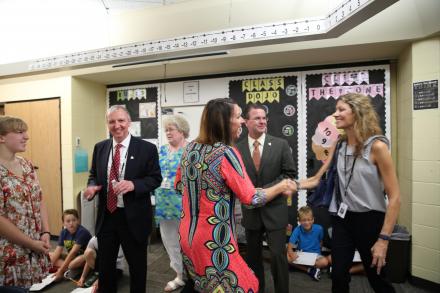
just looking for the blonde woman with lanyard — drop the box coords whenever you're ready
[155,115,189,292]
[296,93,400,293]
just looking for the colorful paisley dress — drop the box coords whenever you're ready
[0,157,51,288]
[176,142,264,293]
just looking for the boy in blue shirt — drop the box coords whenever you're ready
[50,209,92,282]
[287,206,329,281]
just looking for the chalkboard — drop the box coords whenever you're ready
[413,80,438,110]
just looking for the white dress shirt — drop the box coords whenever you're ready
[247,133,266,159]
[107,134,131,208]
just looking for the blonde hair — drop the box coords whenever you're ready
[0,116,28,135]
[338,93,382,156]
[163,114,190,138]
[297,206,313,220]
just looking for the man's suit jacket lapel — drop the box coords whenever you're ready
[124,136,138,180]
[100,140,112,192]
[240,137,257,176]
[259,135,273,173]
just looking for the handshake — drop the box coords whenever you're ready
[281,178,299,197]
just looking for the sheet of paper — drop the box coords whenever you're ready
[29,273,56,291]
[293,251,318,266]
[71,287,95,293]
[129,121,141,137]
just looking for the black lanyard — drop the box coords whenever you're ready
[110,145,129,181]
[343,143,357,197]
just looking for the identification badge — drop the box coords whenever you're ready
[337,202,348,219]
[160,178,172,189]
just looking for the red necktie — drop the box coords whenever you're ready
[252,140,261,171]
[107,144,122,213]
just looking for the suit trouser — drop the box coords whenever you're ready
[245,228,289,293]
[98,208,148,293]
[331,211,395,293]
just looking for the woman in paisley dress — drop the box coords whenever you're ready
[176,98,296,293]
[155,114,190,292]
[0,116,51,289]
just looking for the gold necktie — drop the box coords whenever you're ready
[252,140,261,171]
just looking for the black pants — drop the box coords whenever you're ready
[98,208,148,293]
[245,228,289,293]
[331,211,395,293]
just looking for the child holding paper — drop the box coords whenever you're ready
[287,206,329,281]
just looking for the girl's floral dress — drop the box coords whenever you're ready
[0,157,51,288]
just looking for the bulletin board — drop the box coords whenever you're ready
[108,85,160,144]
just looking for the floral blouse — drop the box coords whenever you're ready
[0,157,51,288]
[154,145,184,223]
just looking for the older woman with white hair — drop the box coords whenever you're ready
[155,114,190,292]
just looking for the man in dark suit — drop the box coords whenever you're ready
[236,104,296,293]
[84,105,162,293]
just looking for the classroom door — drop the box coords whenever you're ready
[5,98,62,235]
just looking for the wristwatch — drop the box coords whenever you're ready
[378,233,390,241]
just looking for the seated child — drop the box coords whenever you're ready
[49,209,92,282]
[77,236,125,288]
[287,206,329,281]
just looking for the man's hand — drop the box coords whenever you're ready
[113,180,135,195]
[84,186,102,200]
[282,179,297,197]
